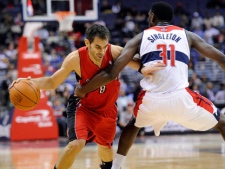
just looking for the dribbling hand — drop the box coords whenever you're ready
[8,76,31,90]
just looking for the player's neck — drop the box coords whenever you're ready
[156,21,170,26]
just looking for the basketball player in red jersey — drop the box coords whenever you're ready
[9,24,165,169]
[75,2,225,169]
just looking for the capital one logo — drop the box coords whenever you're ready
[23,53,40,59]
[22,64,43,74]
[15,110,53,128]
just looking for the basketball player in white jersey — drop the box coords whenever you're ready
[75,2,225,169]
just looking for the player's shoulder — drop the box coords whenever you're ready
[110,44,123,60]
[62,50,80,68]
[110,44,123,51]
[65,50,79,61]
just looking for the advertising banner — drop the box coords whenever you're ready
[10,36,58,141]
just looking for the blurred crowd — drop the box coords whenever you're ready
[1,0,225,137]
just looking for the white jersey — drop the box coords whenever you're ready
[140,25,190,93]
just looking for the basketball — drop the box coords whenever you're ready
[9,79,41,110]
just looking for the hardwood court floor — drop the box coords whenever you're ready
[0,133,224,169]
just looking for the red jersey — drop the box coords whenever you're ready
[77,44,120,112]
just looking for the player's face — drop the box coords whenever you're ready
[86,36,109,62]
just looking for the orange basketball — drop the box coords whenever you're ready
[9,79,41,110]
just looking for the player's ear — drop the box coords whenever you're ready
[84,39,89,47]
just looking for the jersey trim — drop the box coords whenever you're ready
[146,25,184,32]
[142,51,189,65]
[186,88,214,113]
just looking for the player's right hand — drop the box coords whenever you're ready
[8,76,31,89]
[141,62,166,77]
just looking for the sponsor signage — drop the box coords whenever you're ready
[10,36,58,141]
[10,91,58,141]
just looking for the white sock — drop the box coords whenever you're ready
[111,154,126,169]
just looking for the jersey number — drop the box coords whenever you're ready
[157,44,176,66]
[99,85,106,94]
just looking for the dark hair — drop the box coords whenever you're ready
[151,1,174,22]
[85,24,110,43]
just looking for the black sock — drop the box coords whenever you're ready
[100,161,112,169]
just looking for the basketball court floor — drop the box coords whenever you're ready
[0,133,224,169]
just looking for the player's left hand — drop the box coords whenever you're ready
[75,83,86,99]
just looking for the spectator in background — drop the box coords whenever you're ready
[52,98,67,137]
[100,0,112,14]
[43,60,56,76]
[211,11,224,29]
[214,83,225,105]
[0,50,9,69]
[135,11,147,26]
[34,25,49,41]
[116,79,133,114]
[5,41,17,65]
[179,14,190,30]
[202,81,215,102]
[45,48,63,69]
[7,63,17,81]
[203,12,213,29]
[188,61,195,78]
[193,25,204,39]
[191,12,203,31]
[1,73,12,106]
[192,84,200,93]
[112,0,123,14]
[204,24,220,45]
[117,102,134,131]
[191,72,202,87]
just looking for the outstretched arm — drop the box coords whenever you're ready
[75,33,143,98]
[9,51,80,90]
[187,30,225,70]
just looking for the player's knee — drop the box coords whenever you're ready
[67,139,86,151]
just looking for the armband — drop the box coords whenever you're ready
[138,64,144,74]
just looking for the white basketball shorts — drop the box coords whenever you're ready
[133,88,219,136]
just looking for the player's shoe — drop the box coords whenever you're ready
[99,162,112,169]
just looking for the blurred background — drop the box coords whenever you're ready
[1,0,225,142]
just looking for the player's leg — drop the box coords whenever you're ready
[112,117,140,169]
[55,139,86,169]
[111,90,146,169]
[54,94,84,169]
[98,144,114,169]
[94,108,118,169]
[176,88,225,141]
[213,109,225,141]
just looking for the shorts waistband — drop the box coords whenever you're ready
[145,88,186,99]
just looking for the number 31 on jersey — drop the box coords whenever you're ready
[157,44,176,66]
